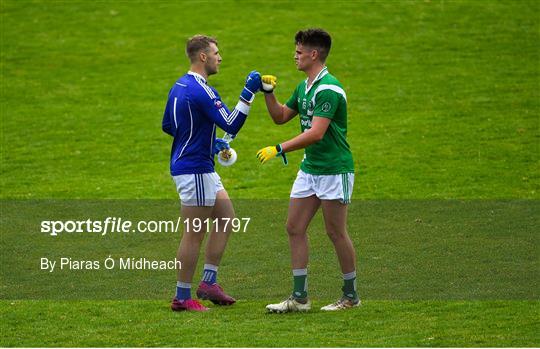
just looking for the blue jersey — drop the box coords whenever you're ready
[162,72,249,175]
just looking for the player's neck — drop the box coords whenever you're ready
[305,64,326,87]
[190,65,208,80]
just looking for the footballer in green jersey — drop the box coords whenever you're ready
[285,66,354,175]
[257,28,360,313]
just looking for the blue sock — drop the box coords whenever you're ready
[201,264,218,285]
[176,281,191,300]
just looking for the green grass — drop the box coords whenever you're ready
[1,200,538,346]
[1,0,539,347]
[1,0,538,199]
[2,300,538,347]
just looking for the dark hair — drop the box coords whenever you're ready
[295,28,332,62]
[186,35,218,63]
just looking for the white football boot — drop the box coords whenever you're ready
[320,297,361,311]
[266,296,311,313]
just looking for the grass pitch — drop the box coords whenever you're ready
[1,0,538,200]
[2,300,538,347]
[1,0,539,347]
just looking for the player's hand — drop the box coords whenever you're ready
[240,70,261,104]
[213,138,230,155]
[256,144,288,165]
[261,75,277,93]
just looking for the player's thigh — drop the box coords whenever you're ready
[181,205,214,238]
[286,196,321,235]
[212,189,235,220]
[320,200,348,235]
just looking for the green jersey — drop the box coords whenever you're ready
[285,67,354,175]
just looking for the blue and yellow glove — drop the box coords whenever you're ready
[256,144,288,165]
[261,75,277,93]
[240,70,261,104]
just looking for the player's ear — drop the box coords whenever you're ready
[310,49,318,61]
[199,51,207,63]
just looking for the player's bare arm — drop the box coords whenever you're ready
[256,116,331,164]
[263,93,298,125]
[280,116,330,152]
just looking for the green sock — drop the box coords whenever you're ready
[292,268,308,299]
[342,271,358,300]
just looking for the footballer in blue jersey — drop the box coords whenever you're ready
[163,35,262,312]
[162,71,250,175]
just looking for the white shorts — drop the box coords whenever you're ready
[172,172,224,207]
[290,170,354,204]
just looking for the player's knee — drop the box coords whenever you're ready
[182,230,206,243]
[286,221,305,236]
[326,229,346,243]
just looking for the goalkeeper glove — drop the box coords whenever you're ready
[261,75,277,93]
[256,144,288,165]
[213,138,230,155]
[240,70,261,104]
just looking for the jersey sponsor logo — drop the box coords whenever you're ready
[322,102,332,112]
[300,118,312,129]
[214,99,223,109]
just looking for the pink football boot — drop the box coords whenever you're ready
[171,298,209,312]
[196,282,236,305]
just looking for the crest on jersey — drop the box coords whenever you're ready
[322,102,332,112]
[214,99,223,109]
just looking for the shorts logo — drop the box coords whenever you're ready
[214,99,223,109]
[322,102,332,112]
